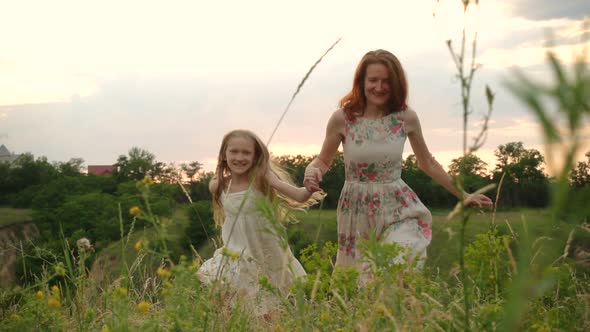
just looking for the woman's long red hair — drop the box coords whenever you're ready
[339,49,408,120]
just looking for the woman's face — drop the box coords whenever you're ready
[363,63,391,109]
[224,136,256,177]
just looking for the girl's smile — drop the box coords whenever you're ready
[225,136,256,177]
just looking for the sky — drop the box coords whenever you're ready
[0,0,589,175]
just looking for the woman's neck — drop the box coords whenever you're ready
[364,105,386,119]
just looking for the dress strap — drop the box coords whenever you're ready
[225,178,232,194]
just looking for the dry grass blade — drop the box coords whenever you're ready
[266,38,341,146]
[447,183,496,221]
[492,172,506,225]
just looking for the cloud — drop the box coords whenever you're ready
[3,0,585,172]
[504,0,590,20]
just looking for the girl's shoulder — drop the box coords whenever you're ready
[208,176,219,193]
[209,175,232,193]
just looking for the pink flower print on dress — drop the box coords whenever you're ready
[339,233,347,248]
[389,123,402,134]
[417,219,432,238]
[368,202,375,218]
[366,171,378,181]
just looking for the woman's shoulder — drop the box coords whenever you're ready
[332,108,347,120]
[396,107,418,122]
[327,108,347,127]
[399,107,420,133]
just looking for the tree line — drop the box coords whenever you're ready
[1,142,589,275]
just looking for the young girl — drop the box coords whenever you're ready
[197,129,323,316]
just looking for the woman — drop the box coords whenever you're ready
[303,49,492,273]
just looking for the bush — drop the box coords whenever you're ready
[182,201,216,252]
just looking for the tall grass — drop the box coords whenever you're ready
[1,2,589,332]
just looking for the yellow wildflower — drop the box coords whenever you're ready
[180,255,188,262]
[101,327,111,332]
[10,314,21,321]
[320,312,330,321]
[134,240,144,251]
[189,260,200,271]
[35,290,45,300]
[47,297,61,308]
[142,176,154,186]
[376,304,387,314]
[129,206,141,216]
[137,301,151,314]
[51,285,60,297]
[54,262,66,276]
[163,281,173,289]
[113,287,128,298]
[221,247,240,260]
[157,267,172,279]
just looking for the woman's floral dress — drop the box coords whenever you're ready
[336,110,433,271]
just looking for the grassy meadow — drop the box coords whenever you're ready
[0,208,32,227]
[2,202,585,331]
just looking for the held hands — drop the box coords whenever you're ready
[303,166,323,193]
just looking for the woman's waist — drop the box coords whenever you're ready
[344,170,402,183]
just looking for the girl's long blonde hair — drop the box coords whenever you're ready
[211,129,323,226]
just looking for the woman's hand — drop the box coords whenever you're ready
[464,193,493,208]
[303,166,323,192]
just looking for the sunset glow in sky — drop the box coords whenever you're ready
[1,0,589,174]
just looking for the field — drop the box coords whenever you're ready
[287,208,580,273]
[1,206,587,331]
[0,208,32,227]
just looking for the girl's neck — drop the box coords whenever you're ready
[228,173,251,192]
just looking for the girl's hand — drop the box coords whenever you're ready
[464,193,493,208]
[303,166,322,192]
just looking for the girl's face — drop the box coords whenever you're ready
[363,63,391,109]
[225,136,256,177]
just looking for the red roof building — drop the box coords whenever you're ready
[87,165,115,176]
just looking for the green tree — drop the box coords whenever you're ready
[402,154,454,208]
[113,147,157,182]
[181,161,204,183]
[182,200,216,252]
[274,154,314,186]
[0,162,12,204]
[10,153,58,191]
[448,153,491,193]
[493,142,549,207]
[55,157,85,176]
[570,151,590,188]
[189,171,214,202]
[321,152,345,209]
[56,192,119,248]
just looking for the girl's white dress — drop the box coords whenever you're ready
[197,187,306,314]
